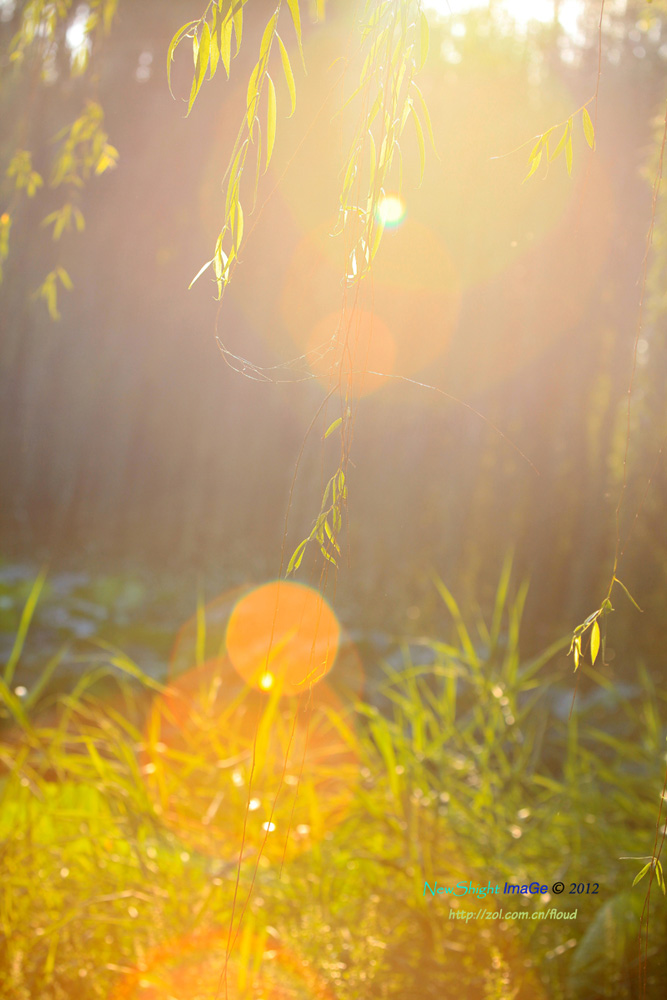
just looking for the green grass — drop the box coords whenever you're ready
[1,565,665,999]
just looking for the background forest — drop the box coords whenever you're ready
[1,0,667,998]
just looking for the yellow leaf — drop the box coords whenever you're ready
[410,104,425,186]
[233,0,243,56]
[167,20,197,98]
[259,12,277,66]
[550,124,569,162]
[286,0,305,69]
[419,10,429,70]
[276,33,296,117]
[246,60,260,129]
[219,12,232,77]
[590,620,600,666]
[582,106,595,150]
[187,21,210,115]
[265,73,276,171]
[523,149,542,182]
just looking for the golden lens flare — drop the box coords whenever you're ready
[306,309,397,397]
[141,662,358,861]
[108,926,336,1000]
[281,220,461,388]
[226,581,340,694]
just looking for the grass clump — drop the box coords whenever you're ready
[1,566,665,998]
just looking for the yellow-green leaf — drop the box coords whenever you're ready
[209,21,219,79]
[410,81,437,154]
[187,21,210,115]
[246,60,261,128]
[324,416,342,439]
[236,201,244,247]
[189,256,214,290]
[286,0,305,69]
[276,33,296,117]
[418,10,429,70]
[260,12,277,66]
[56,266,72,290]
[410,104,425,185]
[529,136,543,162]
[287,538,308,576]
[233,0,243,56]
[590,620,600,666]
[524,149,542,182]
[167,20,197,98]
[550,124,569,162]
[614,576,644,612]
[582,106,595,149]
[220,11,232,77]
[266,73,277,171]
[565,134,573,176]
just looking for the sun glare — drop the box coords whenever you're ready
[376,194,406,228]
[426,0,582,36]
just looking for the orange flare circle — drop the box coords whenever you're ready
[226,581,340,694]
[307,309,397,397]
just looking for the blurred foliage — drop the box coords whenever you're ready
[1,1,119,316]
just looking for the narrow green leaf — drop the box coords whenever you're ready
[582,106,595,149]
[324,518,341,554]
[523,149,542,182]
[590,620,600,666]
[550,124,569,162]
[614,577,644,612]
[167,20,197,98]
[410,104,425,185]
[565,134,573,176]
[187,21,210,115]
[265,73,277,171]
[24,645,67,710]
[56,266,72,290]
[246,60,261,128]
[189,257,214,290]
[4,566,48,686]
[573,638,580,671]
[529,136,543,162]
[410,81,437,155]
[209,20,220,79]
[260,12,278,65]
[220,11,232,77]
[325,416,342,439]
[287,538,308,576]
[633,862,651,887]
[287,0,306,69]
[418,10,429,70]
[233,0,243,56]
[276,33,296,117]
[236,201,244,247]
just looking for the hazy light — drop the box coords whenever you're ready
[259,671,274,690]
[376,194,406,228]
[262,821,276,832]
[66,5,90,55]
[426,0,584,41]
